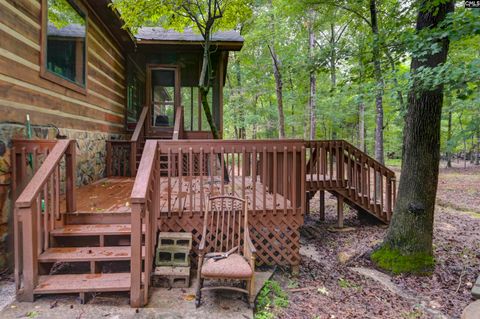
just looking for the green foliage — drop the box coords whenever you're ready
[223,0,479,163]
[48,0,85,29]
[371,245,435,275]
[111,0,251,35]
[255,280,289,319]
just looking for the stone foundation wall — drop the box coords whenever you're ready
[0,122,126,270]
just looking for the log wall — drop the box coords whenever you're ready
[0,0,126,132]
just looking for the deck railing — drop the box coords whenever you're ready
[11,139,58,199]
[129,139,306,306]
[305,140,396,221]
[106,106,148,177]
[14,139,76,301]
[130,140,159,307]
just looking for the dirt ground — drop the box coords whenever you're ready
[1,164,478,318]
[270,164,480,319]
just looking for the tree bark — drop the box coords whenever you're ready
[369,0,385,164]
[268,44,286,139]
[358,102,366,152]
[475,130,480,165]
[374,0,454,273]
[308,13,317,140]
[234,54,246,139]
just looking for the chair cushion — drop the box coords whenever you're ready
[201,253,253,279]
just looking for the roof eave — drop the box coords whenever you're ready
[136,39,244,51]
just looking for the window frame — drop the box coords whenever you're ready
[40,0,88,95]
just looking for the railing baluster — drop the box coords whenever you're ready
[220,147,225,195]
[283,146,287,216]
[242,147,246,200]
[178,147,183,216]
[252,147,257,217]
[231,147,235,195]
[273,146,277,216]
[189,147,193,217]
[200,148,204,217]
[262,147,267,216]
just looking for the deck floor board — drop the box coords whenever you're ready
[69,177,293,215]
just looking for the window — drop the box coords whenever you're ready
[41,0,87,93]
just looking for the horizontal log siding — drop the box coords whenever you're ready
[0,0,126,133]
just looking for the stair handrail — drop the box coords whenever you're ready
[106,106,148,177]
[14,139,76,301]
[340,140,396,220]
[130,139,159,307]
[131,105,148,143]
[305,140,396,222]
[341,140,395,178]
[130,106,149,176]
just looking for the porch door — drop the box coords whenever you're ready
[147,65,181,137]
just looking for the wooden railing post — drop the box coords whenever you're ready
[131,141,137,176]
[386,177,393,220]
[106,141,112,177]
[65,141,76,213]
[18,205,38,302]
[130,202,144,307]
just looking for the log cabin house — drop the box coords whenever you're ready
[0,0,397,308]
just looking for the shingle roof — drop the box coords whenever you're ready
[47,23,86,38]
[136,27,243,43]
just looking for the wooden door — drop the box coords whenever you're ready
[146,65,181,138]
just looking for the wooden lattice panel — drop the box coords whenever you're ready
[158,210,303,267]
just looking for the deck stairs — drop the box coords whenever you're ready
[32,219,145,302]
[305,141,396,224]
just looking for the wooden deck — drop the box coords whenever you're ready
[69,177,134,213]
[70,176,293,215]
[159,176,293,214]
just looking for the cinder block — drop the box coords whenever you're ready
[155,247,190,267]
[152,266,190,288]
[473,276,480,299]
[158,232,193,250]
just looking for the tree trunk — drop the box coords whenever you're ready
[309,14,317,140]
[199,29,220,140]
[358,102,365,152]
[476,130,480,165]
[234,55,246,139]
[373,0,454,274]
[329,23,337,89]
[370,0,385,164]
[268,44,286,138]
[446,111,452,168]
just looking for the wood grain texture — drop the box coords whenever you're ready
[1,0,127,133]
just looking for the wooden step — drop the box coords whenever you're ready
[34,273,132,294]
[50,224,145,237]
[38,246,145,263]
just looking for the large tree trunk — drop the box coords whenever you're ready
[372,0,454,274]
[369,0,385,164]
[268,44,286,138]
[308,13,317,140]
